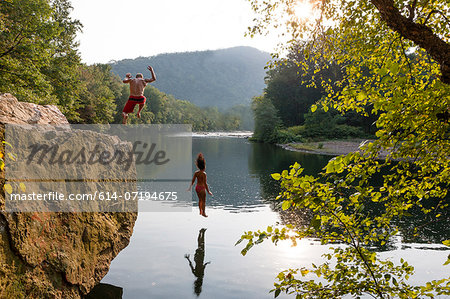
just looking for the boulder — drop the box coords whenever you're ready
[0,94,137,298]
[0,93,69,125]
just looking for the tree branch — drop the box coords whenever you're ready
[0,31,25,58]
[407,0,417,20]
[370,0,450,84]
[423,10,450,26]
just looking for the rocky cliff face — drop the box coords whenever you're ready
[0,93,69,125]
[0,93,137,298]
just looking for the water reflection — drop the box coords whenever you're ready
[248,141,330,200]
[396,197,450,245]
[184,228,210,296]
[275,178,449,250]
[192,137,329,209]
[193,137,448,247]
[98,137,449,298]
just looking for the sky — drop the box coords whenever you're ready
[70,0,279,64]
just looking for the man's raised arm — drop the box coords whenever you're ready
[123,73,132,83]
[145,66,156,83]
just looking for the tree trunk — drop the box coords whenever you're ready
[371,0,450,84]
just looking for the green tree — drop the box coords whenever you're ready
[78,64,121,124]
[238,0,450,297]
[265,45,328,127]
[265,59,319,126]
[251,95,282,143]
[0,0,83,121]
[117,85,241,130]
[264,43,377,136]
[1,0,56,103]
[41,0,83,121]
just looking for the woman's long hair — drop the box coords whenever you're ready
[196,153,205,170]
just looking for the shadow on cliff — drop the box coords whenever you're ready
[84,283,123,299]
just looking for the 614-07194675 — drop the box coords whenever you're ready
[97,191,178,201]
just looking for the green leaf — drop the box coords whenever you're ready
[357,92,366,101]
[326,162,335,173]
[4,184,12,194]
[300,181,310,189]
[3,141,13,148]
[378,67,388,77]
[311,215,321,230]
[443,255,450,266]
[271,173,281,180]
[281,200,291,210]
[392,277,398,286]
[388,62,400,74]
[335,162,344,173]
[7,153,16,161]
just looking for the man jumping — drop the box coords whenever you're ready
[122,65,156,124]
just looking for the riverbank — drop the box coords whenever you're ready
[279,139,388,158]
[192,131,253,138]
[192,133,386,158]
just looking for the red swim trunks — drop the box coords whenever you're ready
[122,96,146,114]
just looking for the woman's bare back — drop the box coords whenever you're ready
[195,170,207,187]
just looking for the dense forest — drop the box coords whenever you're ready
[251,44,378,143]
[0,0,252,130]
[109,47,270,109]
[114,83,253,131]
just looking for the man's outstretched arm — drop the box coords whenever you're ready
[123,73,132,83]
[145,66,156,83]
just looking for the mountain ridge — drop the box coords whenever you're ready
[109,46,270,109]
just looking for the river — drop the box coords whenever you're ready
[95,136,449,298]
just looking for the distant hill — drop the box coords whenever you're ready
[109,47,270,109]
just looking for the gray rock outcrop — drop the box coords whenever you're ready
[0,94,137,298]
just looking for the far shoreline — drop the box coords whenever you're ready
[191,133,386,158]
[279,139,390,158]
[278,139,368,156]
[191,131,253,138]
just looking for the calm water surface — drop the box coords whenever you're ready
[99,137,449,298]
